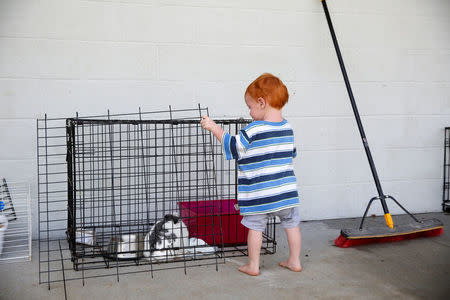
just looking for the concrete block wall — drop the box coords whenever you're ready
[0,0,449,239]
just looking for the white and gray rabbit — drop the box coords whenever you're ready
[143,214,189,261]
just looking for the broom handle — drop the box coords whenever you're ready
[320,0,393,228]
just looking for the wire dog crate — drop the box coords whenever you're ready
[443,127,450,213]
[37,106,276,294]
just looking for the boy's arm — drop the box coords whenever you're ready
[202,116,251,160]
[200,116,224,142]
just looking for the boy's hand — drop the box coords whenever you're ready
[201,116,224,142]
[200,116,217,132]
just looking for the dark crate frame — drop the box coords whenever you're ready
[443,127,450,212]
[37,107,276,293]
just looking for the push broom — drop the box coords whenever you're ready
[319,0,444,247]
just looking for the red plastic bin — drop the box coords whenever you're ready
[178,199,248,246]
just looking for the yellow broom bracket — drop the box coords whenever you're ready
[384,213,394,229]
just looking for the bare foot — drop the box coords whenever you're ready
[279,261,302,272]
[238,264,259,276]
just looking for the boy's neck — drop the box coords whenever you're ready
[262,106,284,123]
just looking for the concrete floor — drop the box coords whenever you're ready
[0,212,449,300]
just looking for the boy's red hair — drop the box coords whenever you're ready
[245,73,289,109]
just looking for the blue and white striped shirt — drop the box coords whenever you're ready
[222,119,299,215]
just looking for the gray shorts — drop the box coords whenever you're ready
[241,206,300,232]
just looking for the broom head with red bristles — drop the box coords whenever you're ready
[335,218,444,248]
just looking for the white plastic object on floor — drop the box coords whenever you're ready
[0,215,8,255]
[0,181,32,263]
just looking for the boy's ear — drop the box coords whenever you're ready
[257,97,266,108]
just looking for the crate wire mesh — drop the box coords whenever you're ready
[0,179,32,263]
[443,127,450,212]
[37,106,276,291]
